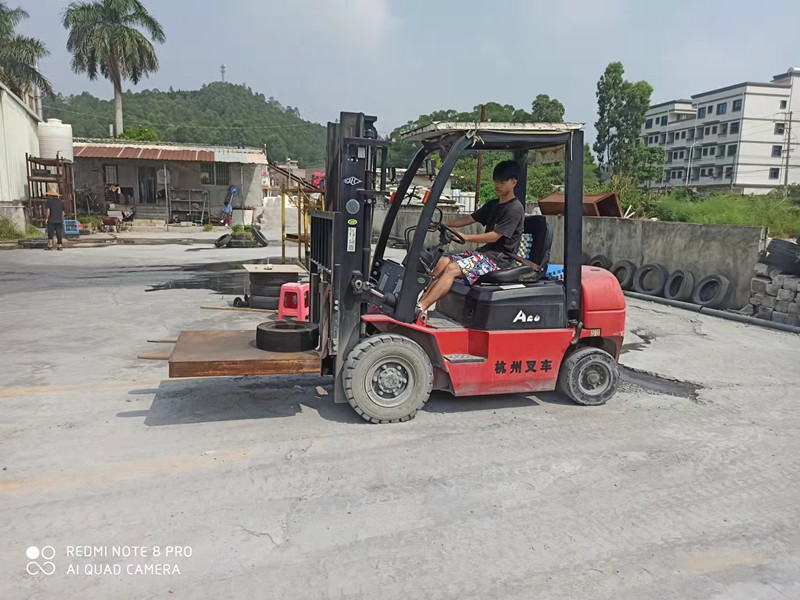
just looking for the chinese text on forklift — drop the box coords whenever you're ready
[154,113,626,423]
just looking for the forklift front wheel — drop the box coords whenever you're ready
[343,334,433,424]
[557,347,619,406]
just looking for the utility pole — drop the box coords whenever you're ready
[473,105,486,210]
[221,64,226,82]
[784,110,793,194]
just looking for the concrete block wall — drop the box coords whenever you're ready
[547,216,767,309]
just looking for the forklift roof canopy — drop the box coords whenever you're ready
[403,121,584,150]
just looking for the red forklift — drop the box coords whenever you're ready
[158,113,626,423]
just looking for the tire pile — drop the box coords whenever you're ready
[246,270,298,311]
[213,225,269,249]
[740,239,800,326]
[588,254,731,309]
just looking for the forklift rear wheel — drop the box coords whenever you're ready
[344,334,433,423]
[557,347,619,406]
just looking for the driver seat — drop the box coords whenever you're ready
[473,215,553,285]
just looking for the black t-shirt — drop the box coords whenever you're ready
[471,198,524,261]
[46,198,65,223]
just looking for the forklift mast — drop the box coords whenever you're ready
[310,112,387,400]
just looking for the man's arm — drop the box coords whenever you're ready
[461,231,502,244]
[443,215,475,228]
[46,207,51,222]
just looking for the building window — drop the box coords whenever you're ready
[730,121,740,134]
[645,118,653,129]
[772,145,782,157]
[720,123,728,135]
[681,131,687,139]
[732,99,742,111]
[725,166,733,179]
[707,105,714,115]
[103,164,118,184]
[769,168,780,179]
[717,102,727,115]
[780,100,787,109]
[698,107,706,118]
[718,146,725,157]
[775,123,786,135]
[702,148,709,157]
[704,127,710,135]
[727,144,737,157]
[679,151,685,159]
[712,126,718,134]
[201,162,231,186]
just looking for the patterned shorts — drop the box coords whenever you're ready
[449,251,499,284]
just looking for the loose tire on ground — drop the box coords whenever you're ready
[691,274,731,308]
[632,263,669,296]
[251,225,269,247]
[343,334,433,424]
[557,347,619,406]
[589,254,612,270]
[610,260,637,290]
[249,295,280,310]
[256,321,318,352]
[214,233,232,248]
[663,269,695,301]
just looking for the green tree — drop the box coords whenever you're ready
[0,2,52,99]
[118,124,159,141]
[593,62,653,178]
[630,142,666,184]
[63,0,165,137]
[530,94,565,122]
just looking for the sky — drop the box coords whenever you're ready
[16,0,800,143]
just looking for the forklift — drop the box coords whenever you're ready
[157,112,626,423]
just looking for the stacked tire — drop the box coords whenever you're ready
[214,225,269,249]
[248,271,297,311]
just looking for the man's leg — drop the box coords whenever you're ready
[419,262,464,311]
[46,223,54,250]
[56,224,63,249]
[418,256,453,307]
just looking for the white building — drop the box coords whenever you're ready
[0,80,41,229]
[641,67,800,194]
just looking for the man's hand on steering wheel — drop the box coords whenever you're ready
[440,224,466,245]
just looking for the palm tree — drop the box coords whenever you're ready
[0,2,52,101]
[63,0,165,137]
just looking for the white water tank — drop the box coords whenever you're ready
[38,118,74,162]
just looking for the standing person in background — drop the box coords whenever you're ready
[45,196,66,251]
[221,198,233,227]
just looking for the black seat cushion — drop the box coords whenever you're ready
[475,265,537,284]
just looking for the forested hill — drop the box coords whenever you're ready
[43,82,327,167]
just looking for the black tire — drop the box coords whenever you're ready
[589,254,612,270]
[251,225,269,247]
[557,347,619,406]
[632,263,669,296]
[343,334,433,424]
[249,282,283,297]
[249,272,296,285]
[663,269,695,301]
[692,274,731,308]
[610,260,637,290]
[249,295,280,310]
[233,296,245,307]
[214,233,232,248]
[768,239,800,260]
[256,321,318,352]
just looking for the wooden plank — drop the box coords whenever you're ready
[200,305,276,313]
[138,352,171,361]
[168,330,320,378]
[242,263,307,274]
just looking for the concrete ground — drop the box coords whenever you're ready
[1,243,799,600]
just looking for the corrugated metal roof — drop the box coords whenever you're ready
[72,140,268,164]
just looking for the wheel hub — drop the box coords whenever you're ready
[580,364,610,395]
[373,362,409,398]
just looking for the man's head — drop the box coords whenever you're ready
[492,160,520,197]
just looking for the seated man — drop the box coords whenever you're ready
[418,159,525,315]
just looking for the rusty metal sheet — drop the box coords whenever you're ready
[168,330,320,378]
[197,150,214,162]
[119,147,143,159]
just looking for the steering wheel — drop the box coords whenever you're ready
[440,224,466,245]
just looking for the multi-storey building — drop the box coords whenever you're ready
[641,67,800,194]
